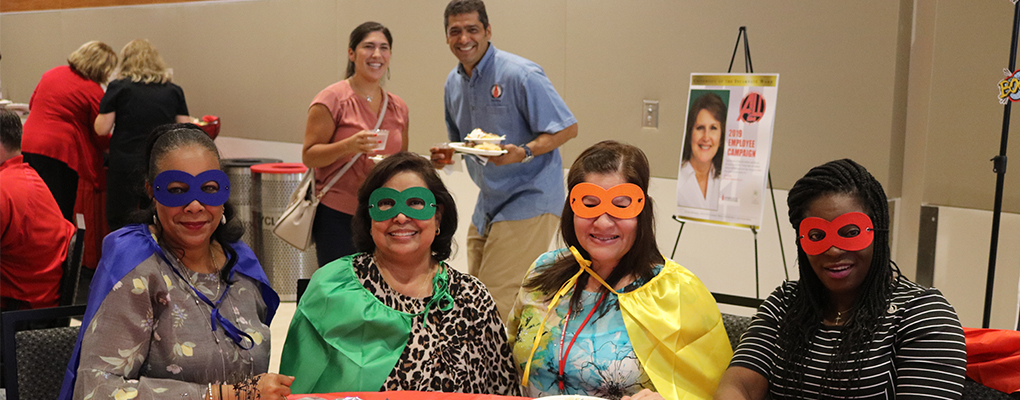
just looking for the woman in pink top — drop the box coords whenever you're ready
[303,21,409,266]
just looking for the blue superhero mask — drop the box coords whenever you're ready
[153,170,231,207]
[368,187,437,221]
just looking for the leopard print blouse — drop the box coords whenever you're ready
[351,253,521,395]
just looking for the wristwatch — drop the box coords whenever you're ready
[521,145,534,164]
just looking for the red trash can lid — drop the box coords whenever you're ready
[250,163,308,174]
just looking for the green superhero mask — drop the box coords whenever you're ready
[367,187,437,221]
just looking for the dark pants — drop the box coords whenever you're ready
[22,153,78,223]
[312,203,357,267]
[106,168,150,231]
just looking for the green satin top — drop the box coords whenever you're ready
[279,254,451,393]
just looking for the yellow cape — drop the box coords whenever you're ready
[521,247,733,400]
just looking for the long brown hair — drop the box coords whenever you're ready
[523,140,663,314]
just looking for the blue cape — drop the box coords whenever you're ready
[58,224,280,400]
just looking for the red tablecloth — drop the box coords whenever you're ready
[963,327,1020,394]
[289,392,530,400]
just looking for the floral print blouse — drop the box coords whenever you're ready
[73,252,271,399]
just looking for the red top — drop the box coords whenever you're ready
[22,65,109,186]
[0,155,75,309]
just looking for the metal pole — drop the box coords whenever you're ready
[769,173,790,280]
[982,1,1019,329]
[752,227,760,299]
[670,216,686,259]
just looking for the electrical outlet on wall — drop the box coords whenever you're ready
[643,100,659,128]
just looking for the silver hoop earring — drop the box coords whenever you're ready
[153,214,158,226]
[221,214,227,225]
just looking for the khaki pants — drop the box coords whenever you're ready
[468,213,560,321]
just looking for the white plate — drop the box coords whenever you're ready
[535,396,609,400]
[450,142,507,156]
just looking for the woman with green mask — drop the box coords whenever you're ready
[280,152,519,395]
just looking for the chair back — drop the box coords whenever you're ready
[1,305,87,400]
[721,313,753,351]
[14,326,80,400]
[59,227,86,306]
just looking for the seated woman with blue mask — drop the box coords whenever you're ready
[61,124,292,400]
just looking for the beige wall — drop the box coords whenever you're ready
[2,0,1018,278]
[2,0,907,185]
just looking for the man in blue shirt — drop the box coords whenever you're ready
[431,0,578,320]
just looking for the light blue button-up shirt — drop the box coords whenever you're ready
[445,44,577,234]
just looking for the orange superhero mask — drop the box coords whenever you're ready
[569,182,645,219]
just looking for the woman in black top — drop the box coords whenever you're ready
[715,159,967,399]
[95,39,190,230]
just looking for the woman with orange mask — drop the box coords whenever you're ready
[508,141,732,400]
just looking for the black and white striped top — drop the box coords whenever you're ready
[729,279,967,399]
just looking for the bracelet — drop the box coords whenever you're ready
[206,383,214,400]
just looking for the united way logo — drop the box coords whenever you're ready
[739,92,766,123]
[491,84,503,99]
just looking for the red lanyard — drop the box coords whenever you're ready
[557,291,607,391]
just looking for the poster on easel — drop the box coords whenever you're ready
[675,73,779,228]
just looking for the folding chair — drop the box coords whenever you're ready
[1,304,87,400]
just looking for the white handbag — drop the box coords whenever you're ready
[272,154,359,250]
[272,94,388,250]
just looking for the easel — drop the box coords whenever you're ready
[984,2,1019,330]
[671,27,789,308]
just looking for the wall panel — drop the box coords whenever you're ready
[3,0,906,189]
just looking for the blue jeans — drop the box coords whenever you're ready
[312,204,357,267]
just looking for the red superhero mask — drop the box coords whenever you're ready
[798,212,875,255]
[569,182,645,219]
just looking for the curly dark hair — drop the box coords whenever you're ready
[133,123,244,283]
[524,141,663,315]
[351,152,458,261]
[778,158,902,396]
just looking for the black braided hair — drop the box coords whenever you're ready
[777,158,902,397]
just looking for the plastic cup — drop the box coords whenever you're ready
[370,129,389,151]
[434,143,455,164]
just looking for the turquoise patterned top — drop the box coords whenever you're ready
[509,249,661,400]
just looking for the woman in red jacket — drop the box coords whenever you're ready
[22,40,118,223]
